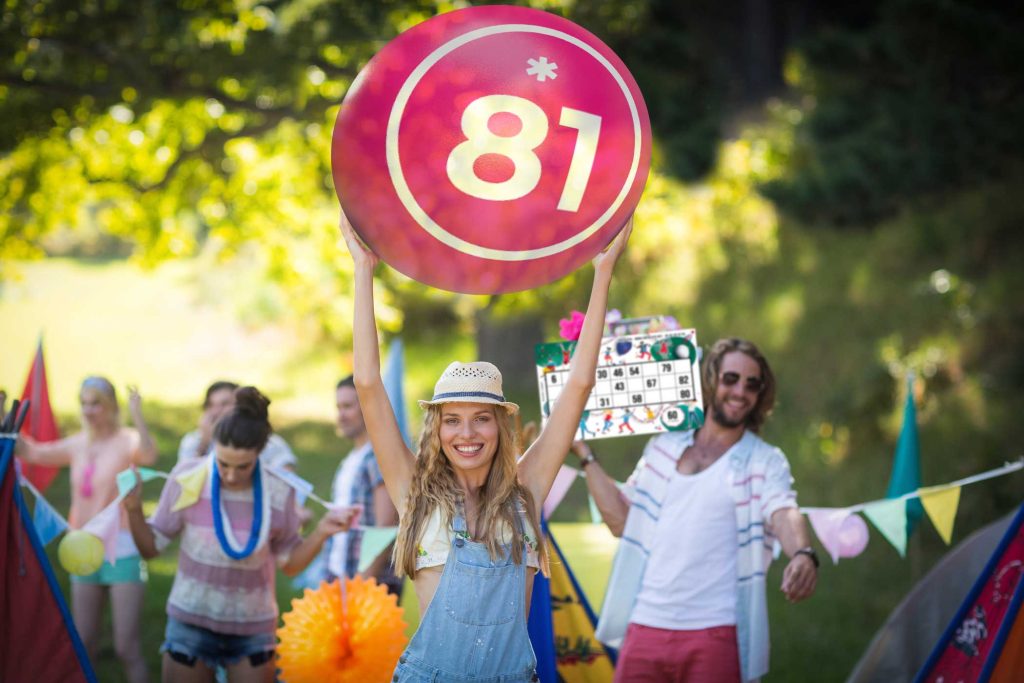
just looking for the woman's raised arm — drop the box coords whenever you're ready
[127,386,158,466]
[518,216,633,512]
[339,210,416,509]
[16,434,74,467]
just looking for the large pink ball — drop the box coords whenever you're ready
[332,5,651,294]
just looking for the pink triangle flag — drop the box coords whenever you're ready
[543,465,579,518]
[81,498,123,565]
[806,508,870,564]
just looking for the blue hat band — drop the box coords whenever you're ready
[430,390,507,403]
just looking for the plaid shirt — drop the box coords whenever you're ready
[328,443,395,581]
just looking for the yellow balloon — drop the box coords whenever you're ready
[58,530,105,576]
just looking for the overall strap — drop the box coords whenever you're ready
[452,502,468,535]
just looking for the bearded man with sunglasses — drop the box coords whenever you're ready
[574,337,817,683]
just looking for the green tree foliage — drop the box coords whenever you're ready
[763,0,1024,224]
[0,0,460,334]
[1,0,787,358]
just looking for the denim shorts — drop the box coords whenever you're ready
[161,616,276,670]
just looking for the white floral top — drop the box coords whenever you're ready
[414,504,540,571]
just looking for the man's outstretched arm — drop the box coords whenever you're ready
[772,506,818,603]
[571,441,630,537]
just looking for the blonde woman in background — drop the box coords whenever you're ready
[18,376,157,683]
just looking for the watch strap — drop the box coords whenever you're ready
[794,547,820,568]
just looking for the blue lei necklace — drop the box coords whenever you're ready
[211,461,263,560]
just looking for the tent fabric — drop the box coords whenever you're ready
[846,508,1016,683]
[0,436,95,683]
[915,502,1024,683]
[528,521,616,682]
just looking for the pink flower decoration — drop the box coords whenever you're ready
[559,310,586,341]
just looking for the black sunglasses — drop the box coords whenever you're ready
[719,371,765,393]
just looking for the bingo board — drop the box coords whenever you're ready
[535,328,704,441]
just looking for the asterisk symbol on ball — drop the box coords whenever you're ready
[526,57,558,82]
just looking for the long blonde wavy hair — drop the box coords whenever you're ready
[393,404,548,577]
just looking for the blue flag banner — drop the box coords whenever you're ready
[30,487,68,546]
[529,554,559,683]
[383,337,411,447]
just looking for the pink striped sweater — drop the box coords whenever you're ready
[148,459,301,635]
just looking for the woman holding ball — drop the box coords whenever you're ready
[339,208,632,682]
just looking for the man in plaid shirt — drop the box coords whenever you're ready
[327,375,401,594]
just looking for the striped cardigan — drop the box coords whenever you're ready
[594,430,798,682]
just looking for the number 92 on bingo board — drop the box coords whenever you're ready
[332,5,651,295]
[535,330,705,442]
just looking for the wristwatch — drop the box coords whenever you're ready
[578,450,597,468]
[794,547,820,569]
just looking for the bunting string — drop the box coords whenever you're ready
[800,458,1023,514]
[557,457,1024,561]
[15,463,393,572]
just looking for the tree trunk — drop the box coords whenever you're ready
[475,306,545,400]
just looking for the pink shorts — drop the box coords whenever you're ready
[614,622,741,683]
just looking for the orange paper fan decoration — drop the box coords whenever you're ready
[277,576,408,683]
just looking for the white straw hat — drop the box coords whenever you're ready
[418,361,519,414]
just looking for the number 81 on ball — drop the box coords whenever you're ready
[333,5,652,294]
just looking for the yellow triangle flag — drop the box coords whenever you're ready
[171,464,208,512]
[919,485,961,545]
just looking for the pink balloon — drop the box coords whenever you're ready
[837,513,870,559]
[808,509,871,564]
[333,5,652,294]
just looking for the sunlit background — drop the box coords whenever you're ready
[2,1,1023,680]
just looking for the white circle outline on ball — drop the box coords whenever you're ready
[386,23,643,262]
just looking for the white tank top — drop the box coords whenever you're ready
[631,453,738,629]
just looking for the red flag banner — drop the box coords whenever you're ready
[18,340,61,491]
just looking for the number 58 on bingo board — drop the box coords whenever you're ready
[332,5,651,294]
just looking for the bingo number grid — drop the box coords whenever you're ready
[534,329,705,441]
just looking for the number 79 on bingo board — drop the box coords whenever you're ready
[534,329,705,442]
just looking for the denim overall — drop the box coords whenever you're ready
[392,510,539,682]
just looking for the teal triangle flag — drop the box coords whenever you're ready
[357,526,399,573]
[116,467,165,497]
[885,375,925,537]
[864,498,908,557]
[588,491,603,525]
